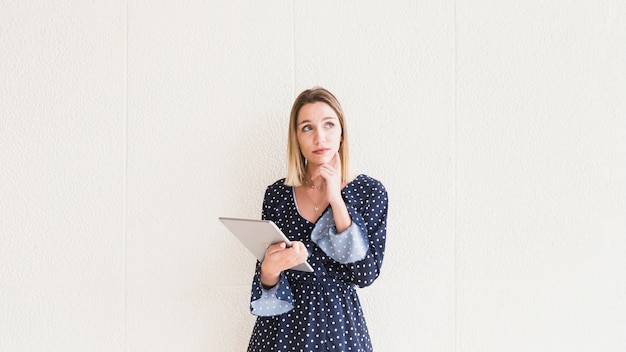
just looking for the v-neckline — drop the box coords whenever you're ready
[291,174,361,225]
[292,187,329,224]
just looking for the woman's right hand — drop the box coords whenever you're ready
[260,241,308,288]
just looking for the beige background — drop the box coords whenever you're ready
[1,1,625,351]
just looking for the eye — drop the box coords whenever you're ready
[324,122,335,128]
[301,125,313,132]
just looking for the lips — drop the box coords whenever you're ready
[313,148,329,154]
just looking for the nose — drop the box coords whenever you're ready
[315,129,326,145]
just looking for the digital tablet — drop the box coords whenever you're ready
[218,217,314,272]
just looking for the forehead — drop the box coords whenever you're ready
[297,102,338,123]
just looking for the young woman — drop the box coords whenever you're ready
[248,87,388,351]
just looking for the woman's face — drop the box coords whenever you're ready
[296,102,342,168]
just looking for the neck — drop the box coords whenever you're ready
[303,176,323,189]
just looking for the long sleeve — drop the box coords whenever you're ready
[348,182,388,288]
[310,208,369,264]
[248,185,296,317]
[329,178,388,288]
[311,177,388,287]
[250,262,294,316]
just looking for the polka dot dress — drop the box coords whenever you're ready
[248,174,388,352]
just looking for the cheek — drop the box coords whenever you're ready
[331,129,343,143]
[296,134,312,153]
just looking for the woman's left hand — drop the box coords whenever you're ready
[311,152,343,205]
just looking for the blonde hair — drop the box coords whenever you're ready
[285,87,352,186]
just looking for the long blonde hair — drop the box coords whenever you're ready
[285,87,352,186]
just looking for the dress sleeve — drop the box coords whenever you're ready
[346,181,389,288]
[249,185,295,316]
[311,208,369,264]
[249,262,294,317]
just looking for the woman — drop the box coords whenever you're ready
[248,87,388,351]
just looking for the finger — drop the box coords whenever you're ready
[288,242,309,264]
[298,242,309,257]
[266,242,287,255]
[310,169,319,181]
[317,164,336,176]
[290,241,304,252]
[316,163,335,175]
[317,167,339,184]
[292,241,307,256]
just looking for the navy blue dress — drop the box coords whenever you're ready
[248,174,388,352]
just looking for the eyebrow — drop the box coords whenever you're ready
[297,116,337,126]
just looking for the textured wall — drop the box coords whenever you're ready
[1,1,625,351]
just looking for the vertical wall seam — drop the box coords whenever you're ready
[452,0,458,350]
[123,1,129,349]
[292,0,296,95]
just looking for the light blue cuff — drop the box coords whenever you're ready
[310,208,369,264]
[250,279,293,317]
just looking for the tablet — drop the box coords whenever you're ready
[218,217,314,272]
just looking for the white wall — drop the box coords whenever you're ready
[1,1,625,351]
